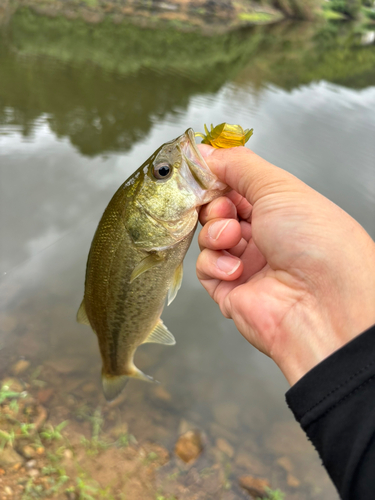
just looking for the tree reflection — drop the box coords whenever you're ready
[0,10,374,156]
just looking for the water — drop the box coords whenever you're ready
[1,9,375,499]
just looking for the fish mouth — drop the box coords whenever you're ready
[180,128,224,191]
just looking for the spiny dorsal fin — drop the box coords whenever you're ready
[77,299,90,326]
[167,262,183,306]
[142,319,176,345]
[130,254,164,283]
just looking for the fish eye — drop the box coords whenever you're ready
[153,163,172,180]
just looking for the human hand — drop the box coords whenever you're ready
[196,145,375,385]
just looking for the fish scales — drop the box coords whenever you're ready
[78,128,228,401]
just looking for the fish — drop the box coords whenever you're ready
[196,123,253,148]
[77,128,227,401]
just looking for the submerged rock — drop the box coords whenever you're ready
[0,447,24,467]
[11,359,30,376]
[287,473,301,488]
[215,438,234,458]
[1,377,24,392]
[175,430,204,463]
[238,475,270,498]
[21,445,36,459]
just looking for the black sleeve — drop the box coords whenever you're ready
[286,324,375,500]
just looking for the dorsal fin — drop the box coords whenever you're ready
[77,299,90,326]
[142,319,176,345]
[167,262,183,306]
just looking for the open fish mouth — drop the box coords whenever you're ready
[179,128,226,192]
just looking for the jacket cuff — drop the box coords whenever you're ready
[286,324,375,428]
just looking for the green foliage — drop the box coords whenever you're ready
[273,0,322,19]
[143,451,159,465]
[0,384,25,404]
[362,6,375,19]
[116,432,137,447]
[40,420,69,441]
[238,12,276,22]
[0,429,16,449]
[9,399,19,413]
[74,476,116,500]
[0,8,375,161]
[321,8,347,19]
[258,488,285,500]
[20,422,35,436]
[328,0,362,18]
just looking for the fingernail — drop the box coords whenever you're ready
[208,219,231,240]
[216,254,241,275]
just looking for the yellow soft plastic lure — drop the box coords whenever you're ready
[195,123,253,149]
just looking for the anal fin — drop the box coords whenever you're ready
[142,319,176,345]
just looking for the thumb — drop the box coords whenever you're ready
[198,145,303,205]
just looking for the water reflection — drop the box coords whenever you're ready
[0,9,374,500]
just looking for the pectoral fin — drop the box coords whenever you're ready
[77,299,90,326]
[130,253,164,283]
[142,319,176,345]
[167,262,183,306]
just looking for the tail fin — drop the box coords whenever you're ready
[101,367,158,402]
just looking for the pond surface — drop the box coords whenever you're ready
[0,9,375,499]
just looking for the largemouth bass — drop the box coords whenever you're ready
[77,128,227,401]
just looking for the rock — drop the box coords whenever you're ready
[1,377,23,392]
[238,475,270,498]
[11,360,30,376]
[28,468,39,478]
[216,438,234,458]
[235,452,267,476]
[26,460,36,469]
[35,447,45,456]
[21,445,36,459]
[4,486,13,495]
[287,473,300,488]
[0,448,24,467]
[37,388,54,404]
[154,385,172,401]
[276,456,293,473]
[213,403,239,429]
[63,449,73,460]
[175,430,204,463]
[178,419,196,435]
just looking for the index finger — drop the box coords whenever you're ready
[198,144,301,206]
